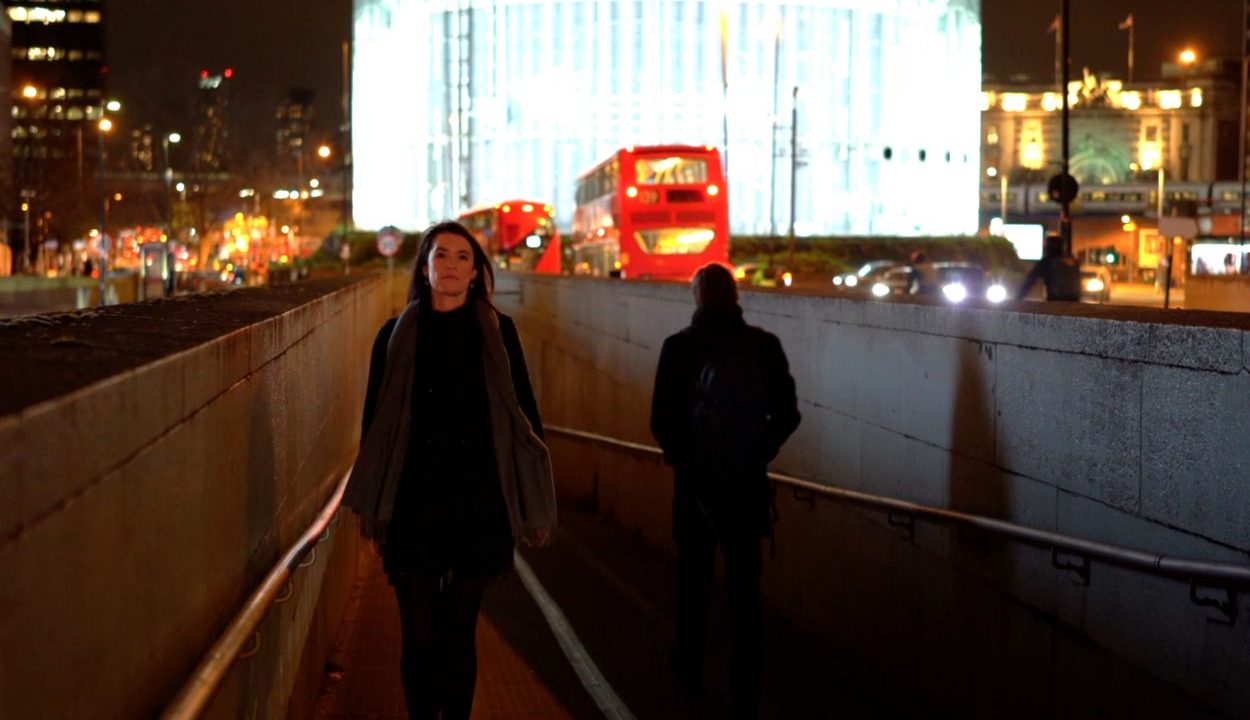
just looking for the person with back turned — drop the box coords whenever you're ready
[1018,232,1081,301]
[650,263,801,719]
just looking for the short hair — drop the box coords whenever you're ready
[692,263,738,306]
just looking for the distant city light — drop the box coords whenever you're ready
[309,178,321,189]
[98,118,113,132]
[21,85,38,99]
[168,132,182,144]
[1179,49,1197,65]
[318,145,332,159]
[106,100,121,112]
[176,182,186,192]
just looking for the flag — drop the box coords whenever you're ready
[1047,14,1060,34]
[1118,13,1134,30]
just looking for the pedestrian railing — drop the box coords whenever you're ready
[159,468,353,720]
[545,425,1249,626]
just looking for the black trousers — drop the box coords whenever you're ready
[675,524,764,720]
[392,572,489,720]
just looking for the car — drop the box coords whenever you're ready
[869,262,1009,304]
[1079,265,1113,303]
[733,262,797,289]
[832,260,900,294]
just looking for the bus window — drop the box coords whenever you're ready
[635,156,709,185]
[635,227,716,254]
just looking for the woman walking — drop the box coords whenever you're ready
[346,221,557,720]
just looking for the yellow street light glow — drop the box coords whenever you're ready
[317,144,332,158]
[98,118,113,132]
[1179,49,1197,65]
[113,193,123,201]
[20,203,29,212]
[626,186,639,198]
[22,85,38,99]
[1121,215,1132,224]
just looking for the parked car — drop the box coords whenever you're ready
[1079,265,1113,303]
[832,260,900,295]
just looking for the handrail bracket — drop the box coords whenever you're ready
[1052,549,1091,586]
[1190,582,1238,626]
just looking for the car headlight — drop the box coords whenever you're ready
[942,283,968,303]
[844,275,859,288]
[986,284,1007,303]
[1086,278,1105,293]
[871,282,891,298]
[832,275,843,286]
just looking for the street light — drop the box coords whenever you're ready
[96,113,114,306]
[21,84,37,100]
[317,144,332,159]
[1179,48,1197,66]
[162,131,181,239]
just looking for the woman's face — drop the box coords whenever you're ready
[423,232,478,303]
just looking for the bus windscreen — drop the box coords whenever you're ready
[635,156,708,185]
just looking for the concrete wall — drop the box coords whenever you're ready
[495,273,1250,718]
[0,275,392,719]
[1187,274,1250,313]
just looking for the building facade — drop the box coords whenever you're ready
[981,60,1239,189]
[7,0,106,254]
[352,0,982,236]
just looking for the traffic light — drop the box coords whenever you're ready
[1105,249,1119,265]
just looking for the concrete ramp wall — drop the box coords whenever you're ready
[0,275,392,719]
[495,273,1250,718]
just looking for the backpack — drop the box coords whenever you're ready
[688,334,769,470]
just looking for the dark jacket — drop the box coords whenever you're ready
[1017,254,1081,301]
[650,302,800,540]
[359,304,545,578]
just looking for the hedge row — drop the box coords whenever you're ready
[277,231,1023,277]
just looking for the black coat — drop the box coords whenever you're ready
[650,302,800,540]
[361,305,543,578]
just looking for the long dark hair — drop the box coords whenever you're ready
[407,220,496,305]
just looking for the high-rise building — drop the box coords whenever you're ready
[7,0,107,248]
[191,68,233,173]
[351,0,982,236]
[276,88,315,181]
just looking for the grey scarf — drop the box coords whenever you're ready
[344,298,557,545]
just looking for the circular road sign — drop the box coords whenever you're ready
[1047,173,1080,205]
[376,227,402,258]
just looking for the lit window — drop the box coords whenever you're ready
[84,11,101,23]
[1190,88,1204,108]
[1001,94,1028,112]
[1041,93,1061,112]
[1119,91,1142,111]
[67,10,82,22]
[66,107,84,120]
[1157,90,1183,110]
[981,92,994,112]
[1020,120,1044,169]
[50,87,66,99]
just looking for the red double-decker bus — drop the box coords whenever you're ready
[571,145,729,279]
[459,200,561,273]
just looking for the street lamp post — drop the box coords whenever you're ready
[97,114,114,306]
[788,86,799,268]
[162,132,182,238]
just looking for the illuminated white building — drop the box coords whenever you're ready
[352,0,982,236]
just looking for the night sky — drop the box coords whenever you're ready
[105,0,1241,161]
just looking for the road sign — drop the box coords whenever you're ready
[376,227,401,258]
[1047,173,1080,204]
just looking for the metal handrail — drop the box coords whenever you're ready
[160,468,353,720]
[545,425,1250,590]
